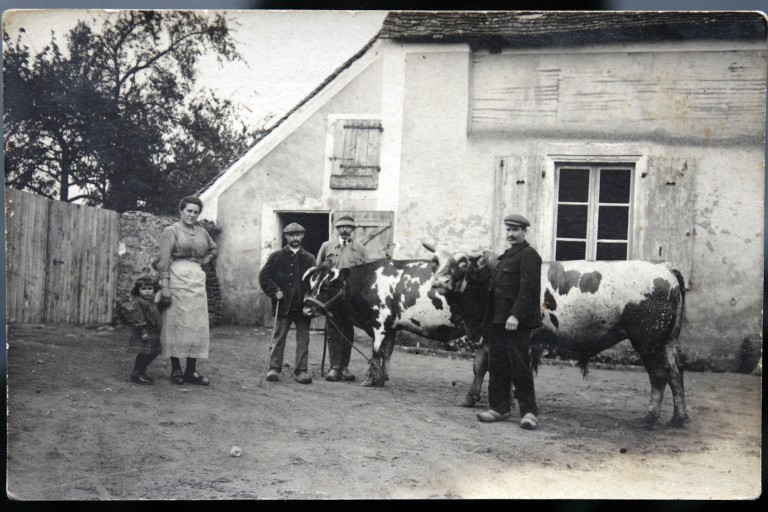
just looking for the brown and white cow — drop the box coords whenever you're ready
[426,245,689,427]
[301,258,489,387]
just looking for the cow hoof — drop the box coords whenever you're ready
[360,377,376,387]
[666,416,689,428]
[641,413,658,430]
[459,394,479,407]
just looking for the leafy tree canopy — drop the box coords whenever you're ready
[4,11,260,213]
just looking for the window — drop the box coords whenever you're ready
[329,119,383,190]
[555,163,633,261]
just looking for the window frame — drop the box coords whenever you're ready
[553,162,636,261]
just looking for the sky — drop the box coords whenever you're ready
[2,9,388,128]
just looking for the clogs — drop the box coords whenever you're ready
[520,413,538,430]
[477,409,512,422]
[294,372,312,384]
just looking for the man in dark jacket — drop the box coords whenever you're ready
[477,213,543,430]
[258,222,316,384]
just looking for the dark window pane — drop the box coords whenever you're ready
[556,241,586,260]
[558,168,589,202]
[596,243,627,260]
[597,206,629,240]
[557,205,588,238]
[599,168,631,203]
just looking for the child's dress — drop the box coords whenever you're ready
[127,297,163,355]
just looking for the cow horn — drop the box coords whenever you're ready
[467,248,484,259]
[302,266,316,281]
[422,242,436,253]
[328,268,340,282]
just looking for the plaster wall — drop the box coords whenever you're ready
[215,57,383,324]
[394,42,764,363]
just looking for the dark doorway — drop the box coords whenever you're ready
[276,211,329,258]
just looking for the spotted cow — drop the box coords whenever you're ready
[301,258,489,387]
[427,245,688,427]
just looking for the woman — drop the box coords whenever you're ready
[157,196,218,385]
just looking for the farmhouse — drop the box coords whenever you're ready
[198,11,766,363]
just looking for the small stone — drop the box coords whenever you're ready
[230,446,243,457]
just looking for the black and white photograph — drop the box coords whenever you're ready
[2,2,765,501]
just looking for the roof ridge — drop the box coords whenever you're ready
[196,30,382,196]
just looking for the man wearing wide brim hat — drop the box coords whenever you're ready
[258,222,316,384]
[477,212,543,430]
[316,215,371,382]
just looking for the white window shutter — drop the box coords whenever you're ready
[634,156,695,287]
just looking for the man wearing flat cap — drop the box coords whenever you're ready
[258,222,316,384]
[316,215,371,382]
[477,213,543,430]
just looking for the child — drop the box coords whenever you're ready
[127,275,164,385]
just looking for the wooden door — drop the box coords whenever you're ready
[331,210,394,260]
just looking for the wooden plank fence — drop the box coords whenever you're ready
[5,188,119,324]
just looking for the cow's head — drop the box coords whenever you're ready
[423,242,495,295]
[301,259,349,318]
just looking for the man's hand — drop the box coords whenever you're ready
[161,287,172,305]
[275,290,284,300]
[505,315,519,331]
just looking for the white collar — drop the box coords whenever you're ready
[288,245,301,254]
[338,237,351,246]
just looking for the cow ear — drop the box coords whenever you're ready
[422,242,436,253]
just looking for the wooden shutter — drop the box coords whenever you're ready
[330,119,383,190]
[331,211,394,260]
[634,156,695,287]
[492,155,547,254]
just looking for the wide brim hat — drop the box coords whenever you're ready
[334,216,357,228]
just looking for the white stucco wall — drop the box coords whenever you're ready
[206,34,764,368]
[393,41,765,363]
[214,54,384,324]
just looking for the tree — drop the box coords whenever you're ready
[4,11,259,212]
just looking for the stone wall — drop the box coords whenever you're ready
[116,212,222,326]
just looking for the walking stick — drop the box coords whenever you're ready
[258,301,280,387]
[320,321,328,377]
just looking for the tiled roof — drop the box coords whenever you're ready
[200,10,766,196]
[379,10,767,48]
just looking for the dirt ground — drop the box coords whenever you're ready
[5,323,762,500]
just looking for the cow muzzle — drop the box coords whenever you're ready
[431,275,452,295]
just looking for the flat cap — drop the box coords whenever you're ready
[504,213,531,227]
[334,215,357,228]
[283,222,306,234]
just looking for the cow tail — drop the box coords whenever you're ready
[530,345,543,375]
[670,268,686,340]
